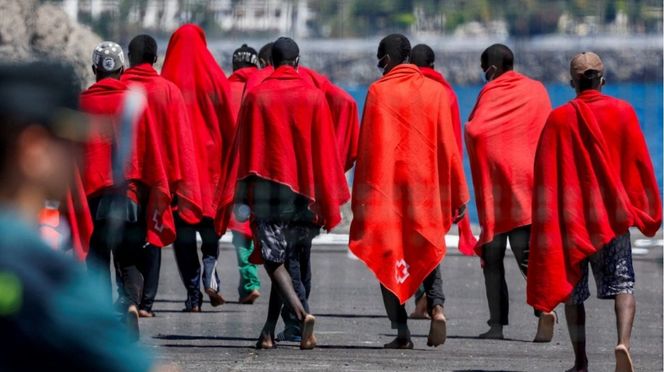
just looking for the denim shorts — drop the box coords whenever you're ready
[569,232,635,304]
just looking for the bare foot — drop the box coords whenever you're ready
[256,332,275,349]
[409,295,431,319]
[300,314,316,350]
[533,311,556,343]
[615,344,634,372]
[239,290,261,304]
[126,305,140,342]
[384,337,414,349]
[427,305,447,347]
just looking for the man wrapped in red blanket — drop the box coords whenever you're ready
[528,52,661,372]
[349,34,468,349]
[464,44,555,341]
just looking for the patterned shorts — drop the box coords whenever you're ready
[569,232,635,304]
[252,219,319,264]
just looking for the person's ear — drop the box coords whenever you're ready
[569,79,575,89]
[92,65,97,75]
[600,77,606,86]
[294,56,300,68]
[153,55,158,64]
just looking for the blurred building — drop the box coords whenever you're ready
[58,0,312,37]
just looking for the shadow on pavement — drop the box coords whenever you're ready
[161,344,253,349]
[454,370,525,372]
[154,334,257,342]
[315,313,388,319]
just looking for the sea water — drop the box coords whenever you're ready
[342,83,663,223]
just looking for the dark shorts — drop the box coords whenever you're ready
[252,219,319,264]
[569,232,635,304]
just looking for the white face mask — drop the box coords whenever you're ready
[377,54,390,74]
[482,65,497,83]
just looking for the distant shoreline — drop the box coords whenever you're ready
[192,34,663,85]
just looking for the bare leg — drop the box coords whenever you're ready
[614,293,635,372]
[565,303,588,372]
[257,283,282,349]
[263,262,315,350]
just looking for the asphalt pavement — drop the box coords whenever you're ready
[139,241,663,372]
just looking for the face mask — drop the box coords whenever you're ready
[377,54,389,72]
[482,65,496,83]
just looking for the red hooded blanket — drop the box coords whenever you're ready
[464,71,551,255]
[349,64,469,304]
[299,66,360,171]
[215,65,350,237]
[527,90,661,312]
[80,78,175,247]
[161,24,235,219]
[121,63,202,224]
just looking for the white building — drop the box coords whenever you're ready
[56,0,313,37]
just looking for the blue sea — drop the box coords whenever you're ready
[342,83,663,223]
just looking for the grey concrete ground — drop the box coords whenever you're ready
[140,243,663,372]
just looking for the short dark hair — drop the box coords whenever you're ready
[128,34,158,66]
[258,42,274,68]
[271,37,299,67]
[574,70,603,91]
[410,44,435,67]
[378,34,411,63]
[232,44,259,71]
[481,44,514,70]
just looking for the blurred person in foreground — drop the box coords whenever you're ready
[349,34,469,349]
[162,24,235,312]
[122,34,203,317]
[464,44,556,341]
[527,52,661,372]
[80,42,175,338]
[408,43,474,320]
[215,37,350,350]
[226,43,262,305]
[0,61,155,372]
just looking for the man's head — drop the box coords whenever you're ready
[258,42,274,68]
[271,37,299,68]
[232,44,259,72]
[410,44,435,68]
[128,34,158,67]
[377,34,411,75]
[92,41,125,81]
[0,62,82,215]
[480,44,514,82]
[569,51,605,94]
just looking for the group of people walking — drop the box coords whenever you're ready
[0,22,660,372]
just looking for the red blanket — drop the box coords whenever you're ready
[299,66,360,171]
[418,66,476,255]
[121,63,202,224]
[527,91,661,312]
[349,65,469,304]
[62,167,93,260]
[79,78,175,247]
[161,24,235,219]
[226,66,259,237]
[243,66,274,97]
[464,71,551,255]
[215,65,350,235]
